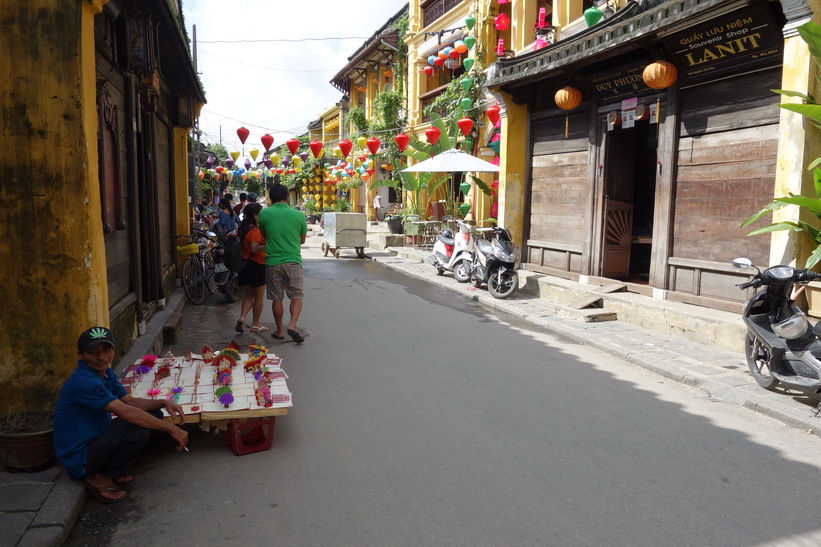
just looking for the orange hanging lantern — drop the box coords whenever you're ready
[554,86,582,138]
[642,60,678,123]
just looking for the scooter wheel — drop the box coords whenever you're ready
[488,268,518,299]
[745,333,779,390]
[453,259,471,283]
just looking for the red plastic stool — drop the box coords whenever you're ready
[222,416,276,456]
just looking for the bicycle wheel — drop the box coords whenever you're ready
[203,252,217,294]
[182,257,205,305]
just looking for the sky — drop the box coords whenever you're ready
[183,0,407,158]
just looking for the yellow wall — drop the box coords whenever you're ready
[498,94,528,247]
[0,0,109,409]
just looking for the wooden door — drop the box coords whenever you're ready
[602,199,632,279]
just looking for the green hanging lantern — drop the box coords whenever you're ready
[488,140,501,154]
[465,16,476,30]
[461,98,473,111]
[460,182,471,195]
[462,139,473,151]
[459,203,471,217]
[584,5,603,27]
[460,77,474,92]
[464,36,476,50]
[463,58,475,72]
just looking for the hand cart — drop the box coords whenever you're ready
[321,212,367,258]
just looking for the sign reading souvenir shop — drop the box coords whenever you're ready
[662,3,782,81]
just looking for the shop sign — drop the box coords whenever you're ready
[662,3,782,81]
[588,61,654,104]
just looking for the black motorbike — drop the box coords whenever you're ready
[733,257,821,395]
[470,226,520,299]
[212,234,241,303]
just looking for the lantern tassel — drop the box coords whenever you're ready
[655,94,660,125]
[565,113,569,139]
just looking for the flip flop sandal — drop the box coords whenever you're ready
[114,475,133,485]
[272,333,285,340]
[250,325,269,333]
[235,318,245,333]
[86,483,127,504]
[287,328,305,343]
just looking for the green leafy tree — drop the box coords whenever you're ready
[742,22,821,268]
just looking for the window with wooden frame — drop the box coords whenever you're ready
[96,80,126,233]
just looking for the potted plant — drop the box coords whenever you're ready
[0,408,55,471]
[386,213,403,234]
[302,198,321,224]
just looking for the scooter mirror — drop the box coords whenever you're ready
[732,257,753,270]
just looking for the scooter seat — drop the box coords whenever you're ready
[476,239,493,254]
[438,234,454,246]
[813,321,821,340]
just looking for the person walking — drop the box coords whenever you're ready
[235,203,267,334]
[258,184,308,343]
[214,197,237,237]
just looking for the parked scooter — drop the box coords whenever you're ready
[212,232,241,303]
[470,226,520,299]
[428,219,474,282]
[733,257,821,395]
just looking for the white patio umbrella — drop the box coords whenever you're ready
[401,148,500,173]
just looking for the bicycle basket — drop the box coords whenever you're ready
[177,243,200,256]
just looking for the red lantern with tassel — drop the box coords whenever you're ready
[237,127,249,144]
[286,138,300,155]
[366,137,381,155]
[486,104,501,125]
[339,138,353,157]
[425,127,441,146]
[395,133,410,152]
[457,117,474,136]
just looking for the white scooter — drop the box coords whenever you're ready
[428,220,474,282]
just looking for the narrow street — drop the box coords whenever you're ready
[67,239,821,546]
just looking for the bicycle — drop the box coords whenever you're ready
[174,229,217,305]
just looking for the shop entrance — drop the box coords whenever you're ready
[600,120,658,283]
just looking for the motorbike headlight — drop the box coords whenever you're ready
[767,266,794,279]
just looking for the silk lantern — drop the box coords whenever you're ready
[236,127,249,144]
[249,149,259,161]
[464,36,476,50]
[230,151,240,162]
[457,117,474,136]
[448,49,460,59]
[286,138,300,155]
[261,133,274,151]
[425,127,441,146]
[310,140,323,158]
[643,60,678,123]
[434,57,445,67]
[339,139,353,157]
[584,5,604,27]
[454,41,467,54]
[460,77,474,92]
[424,66,434,77]
[554,86,582,138]
[461,98,473,111]
[486,104,501,125]
[465,15,476,30]
[395,133,410,152]
[463,58,474,71]
[366,137,381,155]
[225,159,234,168]
[357,136,367,150]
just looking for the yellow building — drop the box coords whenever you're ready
[1,0,205,409]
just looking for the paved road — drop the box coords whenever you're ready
[67,248,821,546]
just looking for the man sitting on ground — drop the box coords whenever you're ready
[53,327,188,503]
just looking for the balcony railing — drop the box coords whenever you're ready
[423,0,463,28]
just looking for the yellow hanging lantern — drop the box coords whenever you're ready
[642,60,678,123]
[301,186,308,193]
[357,136,367,150]
[554,86,582,138]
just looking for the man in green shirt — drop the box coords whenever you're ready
[258,184,308,343]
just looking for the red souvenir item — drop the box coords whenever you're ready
[309,140,323,157]
[339,138,353,157]
[366,137,381,155]
[261,134,274,151]
[237,127,250,144]
[425,127,441,146]
[486,104,501,125]
[457,117,474,136]
[286,138,300,155]
[395,133,410,152]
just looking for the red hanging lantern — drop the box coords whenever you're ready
[425,127,441,146]
[395,133,410,152]
[309,140,324,158]
[448,49,460,59]
[215,166,224,173]
[486,104,501,125]
[339,138,353,157]
[366,137,381,155]
[433,57,445,67]
[237,127,250,144]
[286,138,300,155]
[261,134,274,151]
[457,117,474,136]
[423,66,434,77]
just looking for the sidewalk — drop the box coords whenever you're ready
[4,223,820,546]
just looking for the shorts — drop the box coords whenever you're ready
[266,263,304,301]
[238,260,265,288]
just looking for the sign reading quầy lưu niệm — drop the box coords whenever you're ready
[587,60,655,104]
[662,3,782,82]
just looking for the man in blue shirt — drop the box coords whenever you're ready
[53,327,188,503]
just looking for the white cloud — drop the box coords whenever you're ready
[184,0,407,156]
